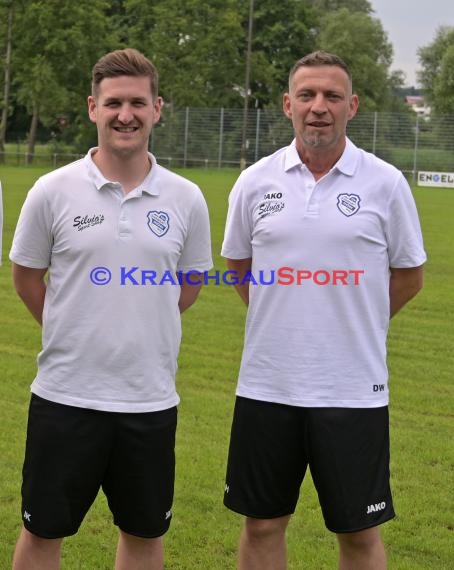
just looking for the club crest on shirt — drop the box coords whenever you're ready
[147,210,170,237]
[337,193,361,217]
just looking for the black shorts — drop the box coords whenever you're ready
[21,394,177,539]
[224,397,395,533]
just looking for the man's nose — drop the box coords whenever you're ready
[311,93,328,114]
[117,104,134,123]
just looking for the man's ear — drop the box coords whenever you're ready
[283,93,292,119]
[152,96,163,125]
[87,95,97,124]
[348,94,359,120]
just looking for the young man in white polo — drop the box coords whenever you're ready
[222,51,426,569]
[10,48,212,570]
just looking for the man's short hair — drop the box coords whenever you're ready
[91,48,159,99]
[289,51,352,86]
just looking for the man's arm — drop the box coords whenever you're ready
[178,275,203,313]
[12,263,47,325]
[389,265,424,318]
[226,258,252,306]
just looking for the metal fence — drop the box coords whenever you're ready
[2,108,454,180]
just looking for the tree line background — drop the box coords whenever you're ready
[1,0,453,158]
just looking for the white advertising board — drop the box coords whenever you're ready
[417,171,454,188]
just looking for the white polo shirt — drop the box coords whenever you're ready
[222,138,426,408]
[10,150,212,412]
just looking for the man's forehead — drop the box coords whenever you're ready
[290,65,351,89]
[97,75,154,97]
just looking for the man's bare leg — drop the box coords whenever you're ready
[12,527,62,570]
[238,515,291,570]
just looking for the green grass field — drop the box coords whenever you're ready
[0,166,453,569]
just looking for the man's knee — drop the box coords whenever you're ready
[243,516,291,542]
[337,526,383,552]
[118,529,163,551]
[13,527,63,570]
[19,527,63,550]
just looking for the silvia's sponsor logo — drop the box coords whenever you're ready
[258,201,285,218]
[73,213,105,231]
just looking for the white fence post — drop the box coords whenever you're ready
[218,107,224,169]
[412,114,419,183]
[183,107,189,168]
[372,111,378,155]
[254,108,261,163]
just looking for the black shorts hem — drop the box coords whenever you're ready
[23,522,78,540]
[327,512,396,534]
[117,522,171,539]
[224,499,295,520]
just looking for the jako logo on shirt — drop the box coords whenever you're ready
[147,210,170,237]
[73,213,105,231]
[337,194,361,217]
[367,502,386,514]
[263,192,283,199]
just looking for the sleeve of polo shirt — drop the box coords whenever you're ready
[9,179,53,269]
[177,188,213,273]
[221,174,253,259]
[385,173,427,268]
